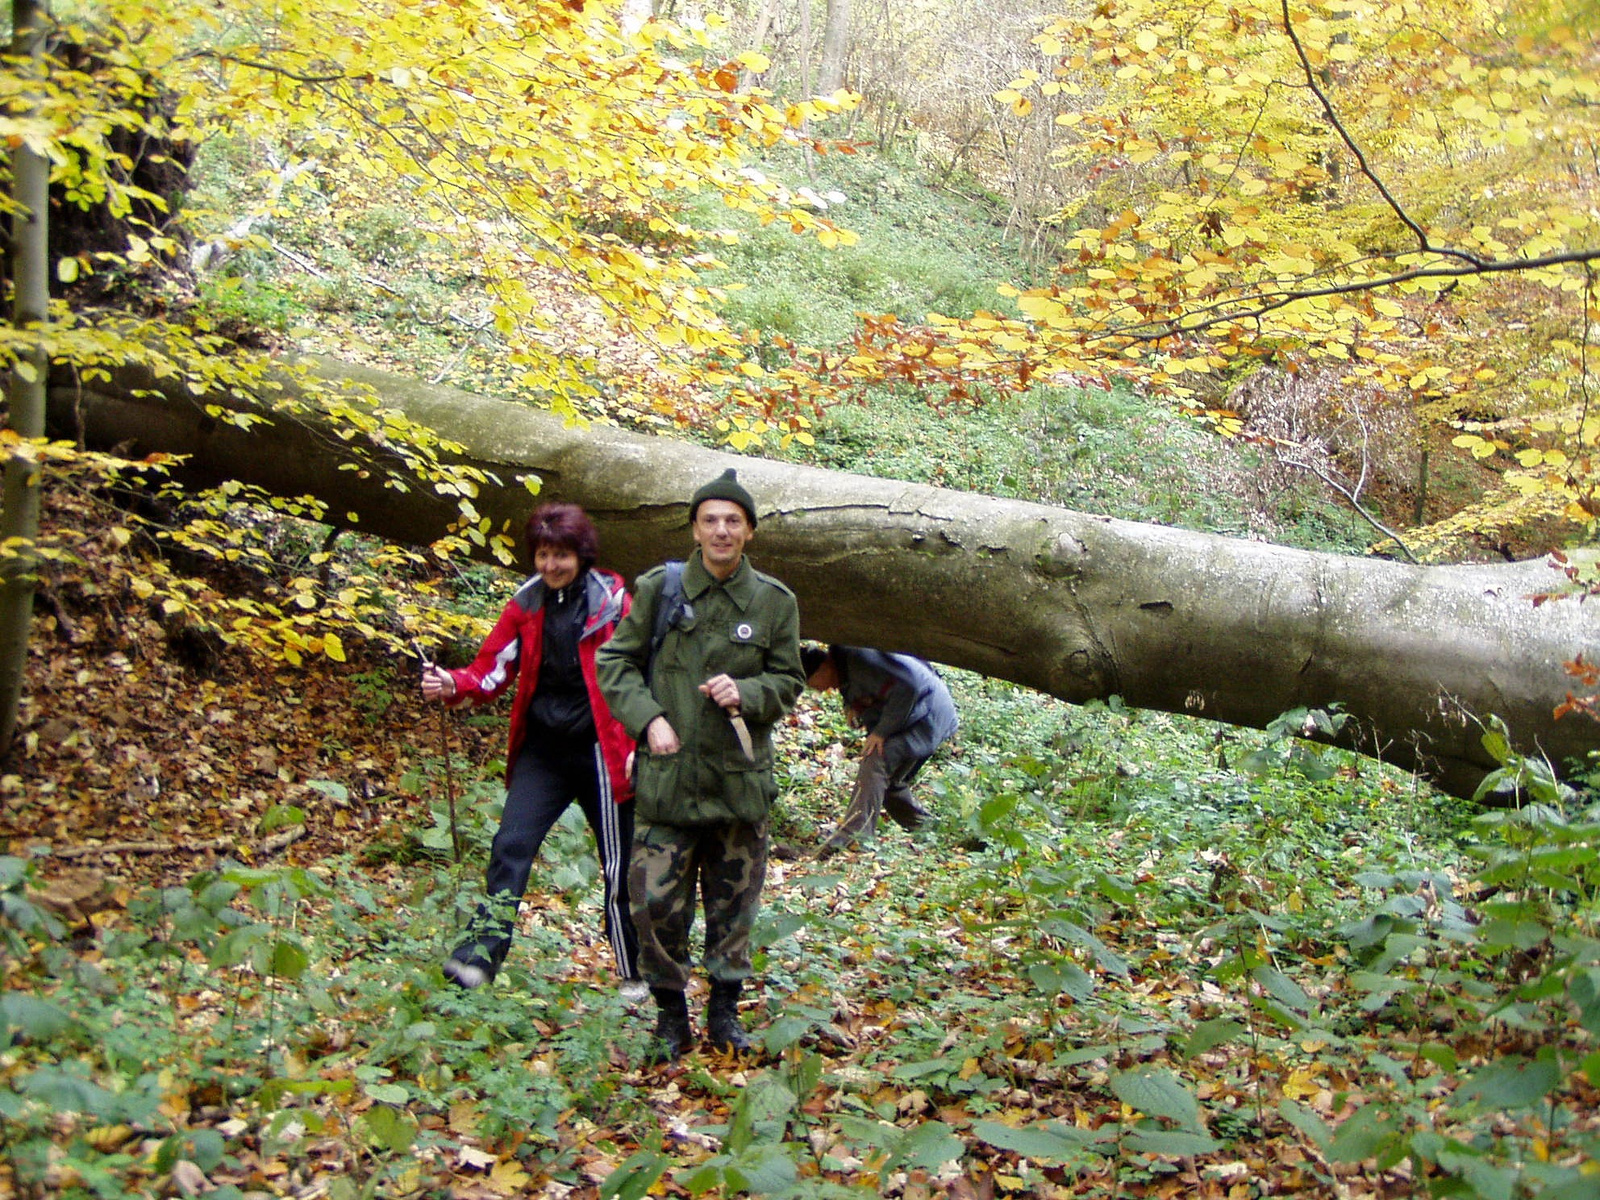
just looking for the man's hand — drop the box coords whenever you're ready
[862,732,886,757]
[645,715,681,755]
[698,674,743,712]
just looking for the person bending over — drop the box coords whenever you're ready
[801,645,957,857]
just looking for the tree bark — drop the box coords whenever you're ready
[46,355,1600,801]
[0,0,52,755]
[817,0,851,94]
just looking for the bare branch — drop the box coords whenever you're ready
[1274,441,1420,562]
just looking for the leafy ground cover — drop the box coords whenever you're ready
[5,489,1599,1199]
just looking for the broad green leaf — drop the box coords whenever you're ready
[600,1150,669,1200]
[254,1077,354,1107]
[1109,1068,1202,1130]
[1124,1127,1220,1156]
[753,911,807,947]
[1028,960,1096,1000]
[154,1128,225,1173]
[1326,1103,1401,1164]
[1474,917,1550,951]
[722,1142,796,1194]
[1180,1018,1244,1059]
[268,938,310,980]
[899,1121,965,1171]
[1437,1146,1519,1200]
[0,994,74,1039]
[761,1014,814,1054]
[211,924,269,967]
[1050,1043,1118,1070]
[1277,1099,1330,1148]
[1454,1054,1563,1110]
[1045,917,1130,978]
[258,804,306,834]
[1095,871,1138,905]
[20,1069,120,1117]
[1252,965,1312,1013]
[972,1119,1097,1161]
[1419,1043,1459,1072]
[360,1104,416,1155]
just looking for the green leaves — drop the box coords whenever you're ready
[601,1150,670,1200]
[1107,1068,1220,1156]
[1110,1068,1204,1126]
[971,1118,1097,1161]
[837,1116,965,1176]
[1454,1050,1565,1112]
[0,993,74,1042]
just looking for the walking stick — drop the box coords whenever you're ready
[414,640,463,864]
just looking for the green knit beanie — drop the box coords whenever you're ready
[689,468,757,528]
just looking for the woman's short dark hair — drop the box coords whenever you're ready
[523,503,598,569]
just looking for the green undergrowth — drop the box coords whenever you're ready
[182,133,1369,552]
[7,670,1598,1198]
[17,105,1585,1200]
[779,383,1369,549]
[685,146,1038,346]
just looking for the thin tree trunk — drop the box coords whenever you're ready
[817,0,851,94]
[46,356,1600,801]
[0,0,51,755]
[743,0,780,88]
[796,0,815,175]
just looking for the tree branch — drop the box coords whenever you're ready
[1278,0,1482,267]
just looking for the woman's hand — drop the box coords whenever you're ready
[421,665,456,702]
[645,715,681,755]
[862,732,886,758]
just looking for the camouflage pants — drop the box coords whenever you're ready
[629,818,768,991]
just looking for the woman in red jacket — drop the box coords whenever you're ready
[421,503,639,990]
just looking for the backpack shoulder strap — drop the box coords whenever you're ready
[646,560,685,681]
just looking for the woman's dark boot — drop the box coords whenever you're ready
[649,988,692,1062]
[706,979,752,1053]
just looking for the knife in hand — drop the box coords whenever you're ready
[728,707,756,762]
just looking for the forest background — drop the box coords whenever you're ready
[1,0,1598,1198]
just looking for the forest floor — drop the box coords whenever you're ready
[12,466,1598,1200]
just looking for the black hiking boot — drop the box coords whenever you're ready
[706,979,753,1054]
[648,987,692,1062]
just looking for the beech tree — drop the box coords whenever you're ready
[0,0,853,739]
[48,355,1598,802]
[924,0,1600,556]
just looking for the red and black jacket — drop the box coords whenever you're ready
[445,568,634,803]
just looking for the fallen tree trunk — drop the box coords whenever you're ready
[49,356,1598,800]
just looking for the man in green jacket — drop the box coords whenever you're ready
[596,469,804,1058]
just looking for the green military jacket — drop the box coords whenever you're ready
[596,550,804,826]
